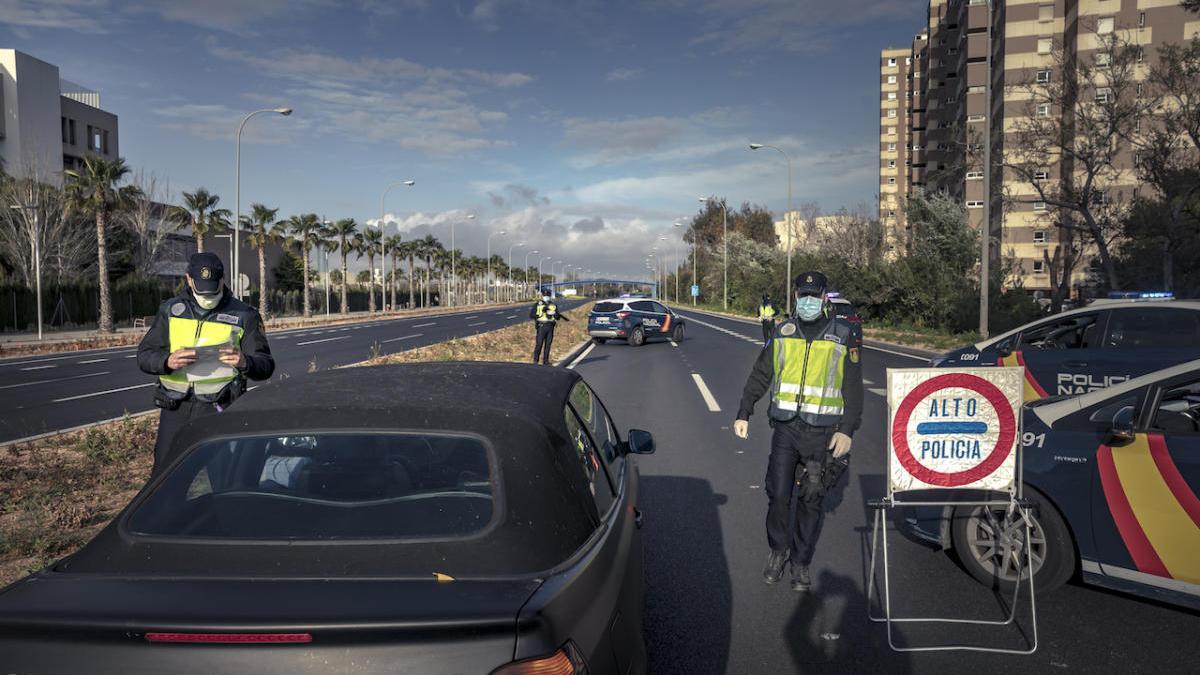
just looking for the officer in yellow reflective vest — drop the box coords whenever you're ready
[733,272,863,592]
[138,253,274,474]
[758,293,779,343]
[529,289,569,364]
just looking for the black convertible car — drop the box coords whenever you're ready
[0,362,654,674]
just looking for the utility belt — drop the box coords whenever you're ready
[153,378,244,411]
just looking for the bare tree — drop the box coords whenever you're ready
[797,201,822,250]
[1003,29,1147,290]
[0,157,93,287]
[120,170,174,279]
[816,204,885,268]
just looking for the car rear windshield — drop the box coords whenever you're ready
[127,433,496,541]
[593,302,624,313]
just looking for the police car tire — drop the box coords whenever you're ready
[671,324,684,342]
[950,485,1075,593]
[630,327,645,347]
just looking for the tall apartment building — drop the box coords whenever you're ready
[0,49,119,182]
[881,0,1193,293]
[879,47,913,256]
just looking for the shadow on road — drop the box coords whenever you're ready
[640,475,732,675]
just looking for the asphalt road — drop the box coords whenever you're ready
[572,308,1200,674]
[0,301,583,444]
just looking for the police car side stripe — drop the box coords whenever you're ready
[1148,433,1200,531]
[1097,443,1170,578]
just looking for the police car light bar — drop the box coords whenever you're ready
[1106,291,1174,300]
[826,291,841,299]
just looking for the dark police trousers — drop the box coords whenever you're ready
[765,420,835,564]
[761,319,776,343]
[533,322,556,364]
[152,399,219,476]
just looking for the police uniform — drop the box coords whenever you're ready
[758,298,779,343]
[137,255,274,474]
[737,274,863,583]
[529,296,567,365]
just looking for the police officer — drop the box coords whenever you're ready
[758,293,779,343]
[530,288,569,365]
[733,272,863,592]
[138,253,274,474]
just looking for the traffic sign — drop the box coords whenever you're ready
[887,367,1022,492]
[690,284,699,297]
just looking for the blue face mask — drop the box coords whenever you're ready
[795,295,824,321]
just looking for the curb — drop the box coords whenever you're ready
[554,339,593,368]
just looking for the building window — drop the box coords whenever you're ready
[888,75,897,84]
[1093,190,1109,205]
[1097,17,1114,34]
[966,171,983,180]
[888,210,896,217]
[1032,260,1046,273]
[1034,201,1048,211]
[887,57,897,67]
[1038,5,1053,22]
[888,92,897,100]
[889,127,897,135]
[906,57,912,65]
[968,85,985,94]
[966,201,984,208]
[61,117,69,143]
[888,177,897,184]
[1096,87,1111,103]
[967,114,985,122]
[1034,169,1049,180]
[1096,52,1111,68]
[1038,38,1052,54]
[1138,12,1146,28]
[1036,69,1051,83]
[68,119,76,145]
[887,142,896,151]
[949,47,959,55]
[102,129,109,154]
[888,109,898,118]
[888,160,897,168]
[1036,103,1051,117]
[1033,230,1047,243]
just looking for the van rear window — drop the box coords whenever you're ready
[128,433,495,541]
[593,302,624,313]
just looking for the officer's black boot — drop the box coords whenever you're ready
[763,550,789,584]
[791,564,812,592]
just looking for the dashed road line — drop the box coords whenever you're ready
[382,333,423,343]
[77,358,107,364]
[691,373,722,412]
[0,370,110,390]
[413,322,436,328]
[678,313,762,346]
[468,321,487,327]
[295,335,350,346]
[54,382,154,402]
[464,315,479,320]
[20,364,57,371]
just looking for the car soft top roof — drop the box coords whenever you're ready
[58,363,603,579]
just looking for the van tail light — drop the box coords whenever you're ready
[145,633,312,644]
[491,642,588,675]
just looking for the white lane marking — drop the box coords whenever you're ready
[691,373,722,412]
[670,340,678,348]
[125,354,137,358]
[382,333,423,343]
[77,358,108,364]
[20,364,57,371]
[677,313,762,346]
[54,382,154,402]
[868,387,887,397]
[1,354,79,367]
[567,343,595,369]
[464,315,479,320]
[413,322,436,328]
[468,321,486,327]
[337,327,351,332]
[495,311,506,315]
[505,315,517,319]
[295,336,350,346]
[0,348,136,367]
[863,344,929,361]
[310,330,325,335]
[0,370,110,390]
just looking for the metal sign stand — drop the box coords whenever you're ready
[866,369,1038,655]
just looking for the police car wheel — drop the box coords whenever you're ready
[951,486,1075,593]
[671,324,684,342]
[629,327,645,346]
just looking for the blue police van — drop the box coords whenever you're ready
[588,297,685,346]
[930,294,1200,401]
[910,359,1200,610]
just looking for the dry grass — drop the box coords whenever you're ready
[359,302,594,367]
[0,415,155,586]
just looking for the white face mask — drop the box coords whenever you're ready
[542,296,551,302]
[193,291,221,310]
[795,295,824,321]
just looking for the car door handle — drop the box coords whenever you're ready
[634,507,644,529]
[1064,360,1089,368]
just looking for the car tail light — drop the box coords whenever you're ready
[491,642,588,675]
[616,312,630,319]
[846,315,862,323]
[145,633,313,644]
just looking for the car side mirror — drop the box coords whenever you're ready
[1110,406,1136,443]
[626,429,655,455]
[996,341,1014,358]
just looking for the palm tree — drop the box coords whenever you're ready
[355,228,383,312]
[417,235,442,307]
[284,213,322,317]
[63,156,142,333]
[171,188,230,254]
[384,234,403,312]
[327,218,357,314]
[242,203,281,318]
[401,240,418,309]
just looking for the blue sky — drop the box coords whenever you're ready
[2,0,924,277]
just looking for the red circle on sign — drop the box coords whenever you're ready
[891,373,1016,487]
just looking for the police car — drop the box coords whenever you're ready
[828,294,864,347]
[909,358,1200,610]
[588,297,685,346]
[930,293,1200,401]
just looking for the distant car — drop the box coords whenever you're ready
[828,294,863,347]
[0,363,656,675]
[906,359,1200,610]
[930,294,1200,401]
[589,298,685,346]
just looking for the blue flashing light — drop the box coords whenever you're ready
[1107,291,1174,300]
[826,291,841,299]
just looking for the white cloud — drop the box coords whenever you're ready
[561,108,751,168]
[605,67,644,82]
[0,0,111,33]
[127,0,334,34]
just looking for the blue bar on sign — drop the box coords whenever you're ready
[916,422,988,435]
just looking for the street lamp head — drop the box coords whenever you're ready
[467,214,476,220]
[403,180,415,186]
[749,143,764,150]
[698,197,708,203]
[275,108,293,116]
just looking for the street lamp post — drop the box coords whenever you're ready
[379,179,415,311]
[322,219,333,316]
[699,197,728,310]
[507,242,525,303]
[486,229,506,303]
[10,204,42,339]
[750,143,793,313]
[235,107,292,299]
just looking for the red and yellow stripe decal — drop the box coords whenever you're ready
[996,352,1048,401]
[1097,434,1200,584]
[660,313,672,333]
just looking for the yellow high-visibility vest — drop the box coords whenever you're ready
[769,320,850,426]
[536,303,558,323]
[159,316,244,396]
[759,304,777,320]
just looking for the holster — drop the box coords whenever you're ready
[794,452,851,504]
[153,388,182,411]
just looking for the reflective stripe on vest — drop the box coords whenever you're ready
[536,303,557,323]
[759,304,777,320]
[770,330,846,425]
[159,316,244,396]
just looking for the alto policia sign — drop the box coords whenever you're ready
[887,367,1023,493]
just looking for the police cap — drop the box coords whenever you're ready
[793,271,828,296]
[187,252,224,295]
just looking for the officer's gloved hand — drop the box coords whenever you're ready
[829,431,852,458]
[733,420,749,439]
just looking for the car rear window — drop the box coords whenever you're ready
[593,302,624,313]
[127,433,495,541]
